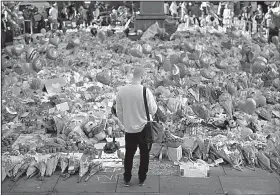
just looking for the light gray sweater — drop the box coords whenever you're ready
[116,84,157,133]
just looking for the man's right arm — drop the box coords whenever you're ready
[116,93,124,125]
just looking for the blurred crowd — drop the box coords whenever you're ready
[1,1,279,48]
[164,1,279,35]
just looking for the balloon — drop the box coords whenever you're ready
[32,58,43,72]
[163,58,172,71]
[31,34,40,44]
[155,53,164,64]
[70,37,80,47]
[24,34,31,45]
[91,28,97,36]
[97,31,106,42]
[10,20,18,29]
[45,31,52,38]
[171,64,180,76]
[4,46,14,57]
[17,16,24,24]
[12,44,24,56]
[49,37,60,46]
[11,12,18,19]
[170,54,180,65]
[142,44,152,54]
[40,28,46,34]
[21,63,33,73]
[18,11,23,16]
[26,47,38,62]
[40,38,48,45]
[46,48,58,60]
[239,98,256,115]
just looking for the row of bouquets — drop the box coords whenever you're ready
[2,152,104,183]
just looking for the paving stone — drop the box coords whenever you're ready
[1,193,38,195]
[189,194,225,195]
[220,176,280,195]
[145,193,186,195]
[208,166,226,177]
[54,173,117,193]
[187,177,224,194]
[107,193,145,195]
[1,178,16,193]
[116,175,159,193]
[10,172,60,193]
[223,165,280,178]
[37,193,97,195]
[160,176,223,194]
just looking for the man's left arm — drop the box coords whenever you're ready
[146,88,158,116]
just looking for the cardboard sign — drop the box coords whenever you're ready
[44,78,66,94]
[179,162,208,178]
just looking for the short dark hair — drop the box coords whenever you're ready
[210,16,214,21]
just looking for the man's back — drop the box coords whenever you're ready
[116,84,157,134]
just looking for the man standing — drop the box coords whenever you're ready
[1,13,7,48]
[116,66,157,187]
[170,2,179,19]
[191,3,202,26]
[49,3,58,30]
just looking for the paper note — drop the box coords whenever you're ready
[56,102,69,111]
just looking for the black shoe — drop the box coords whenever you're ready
[139,181,145,186]
[124,180,130,187]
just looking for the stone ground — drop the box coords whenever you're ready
[2,164,280,195]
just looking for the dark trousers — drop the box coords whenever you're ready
[193,17,201,27]
[268,27,279,43]
[123,131,152,183]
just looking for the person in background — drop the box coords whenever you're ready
[264,6,276,42]
[242,6,252,32]
[40,7,48,30]
[95,4,100,19]
[1,13,7,48]
[49,3,58,30]
[201,1,209,16]
[180,2,187,23]
[253,4,263,33]
[110,8,118,27]
[68,3,76,20]
[217,2,225,27]
[33,7,44,33]
[164,2,169,16]
[170,1,179,19]
[264,7,274,41]
[116,66,157,187]
[61,3,68,20]
[207,15,219,29]
[85,4,92,28]
[235,15,243,30]
[223,3,233,29]
[191,3,201,27]
[184,10,191,29]
[200,12,207,27]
